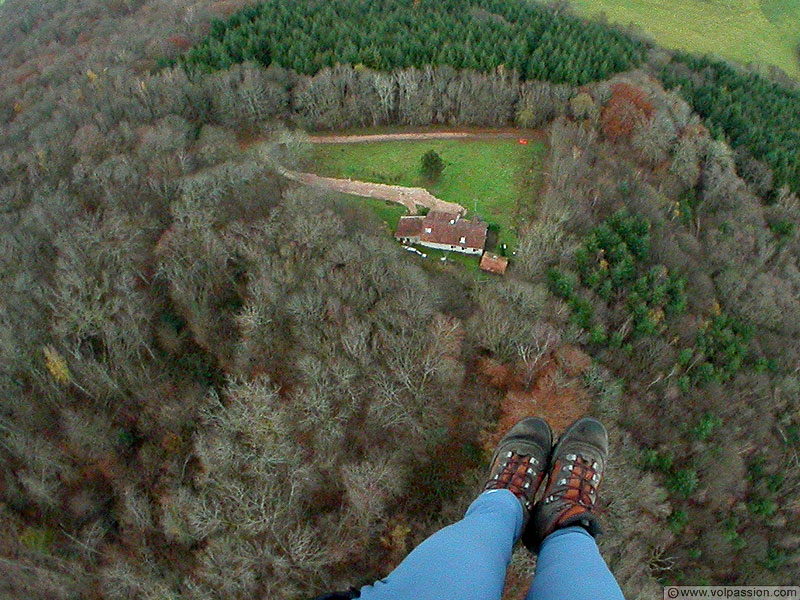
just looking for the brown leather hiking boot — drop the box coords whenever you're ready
[523,417,608,552]
[484,417,552,529]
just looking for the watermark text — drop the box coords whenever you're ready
[665,587,799,599]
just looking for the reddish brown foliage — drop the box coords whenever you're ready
[682,121,709,140]
[212,1,248,17]
[14,70,37,86]
[479,345,594,454]
[601,83,654,142]
[168,35,191,51]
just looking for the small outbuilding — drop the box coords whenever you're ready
[479,252,509,275]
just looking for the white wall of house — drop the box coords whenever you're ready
[418,241,483,255]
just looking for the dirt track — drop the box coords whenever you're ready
[281,169,464,215]
[307,130,541,144]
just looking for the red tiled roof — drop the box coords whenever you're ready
[419,211,487,250]
[424,211,462,223]
[395,216,424,238]
[480,252,509,274]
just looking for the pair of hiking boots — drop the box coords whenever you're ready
[484,416,607,552]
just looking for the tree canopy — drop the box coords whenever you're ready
[662,53,800,195]
[420,149,444,182]
[170,0,647,86]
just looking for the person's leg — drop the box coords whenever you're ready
[358,489,523,600]
[524,526,625,600]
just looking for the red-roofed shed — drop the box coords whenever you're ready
[480,252,509,275]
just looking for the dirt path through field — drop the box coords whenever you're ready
[307,130,543,144]
[281,169,463,214]
[283,129,544,214]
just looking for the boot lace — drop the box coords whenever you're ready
[542,453,601,507]
[485,451,540,510]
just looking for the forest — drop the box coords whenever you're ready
[170,0,647,85]
[661,53,800,196]
[0,0,799,599]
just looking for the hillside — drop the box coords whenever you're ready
[0,0,798,599]
[174,0,800,196]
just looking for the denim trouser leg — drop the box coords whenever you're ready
[358,489,523,600]
[357,491,624,600]
[525,526,625,600]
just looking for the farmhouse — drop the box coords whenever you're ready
[395,211,487,255]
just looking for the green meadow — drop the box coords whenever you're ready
[311,137,547,249]
[571,0,800,78]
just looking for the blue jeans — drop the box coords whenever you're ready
[358,489,625,600]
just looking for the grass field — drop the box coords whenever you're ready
[570,0,800,79]
[332,193,409,231]
[311,138,547,249]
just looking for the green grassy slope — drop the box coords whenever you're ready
[312,137,546,248]
[570,0,800,78]
[334,193,409,232]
